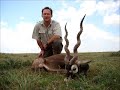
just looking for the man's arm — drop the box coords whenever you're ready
[32,23,46,57]
[37,40,46,57]
[37,40,44,50]
[47,35,61,44]
[47,22,62,44]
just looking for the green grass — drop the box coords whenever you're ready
[0,52,120,90]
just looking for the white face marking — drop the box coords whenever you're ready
[71,64,78,74]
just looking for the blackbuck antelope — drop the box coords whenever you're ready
[64,14,91,79]
[31,14,91,79]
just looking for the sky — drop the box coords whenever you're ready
[0,0,120,53]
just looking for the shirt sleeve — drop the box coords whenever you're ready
[32,24,40,40]
[53,23,62,37]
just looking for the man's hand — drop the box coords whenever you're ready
[39,50,45,57]
[43,44,48,50]
[38,43,49,57]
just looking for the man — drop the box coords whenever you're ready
[32,7,63,58]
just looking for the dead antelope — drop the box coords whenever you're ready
[31,14,91,78]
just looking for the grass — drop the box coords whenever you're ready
[0,52,120,90]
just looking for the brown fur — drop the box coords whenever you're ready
[31,54,73,72]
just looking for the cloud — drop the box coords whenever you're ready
[61,23,119,53]
[19,16,25,20]
[55,0,120,53]
[80,0,97,16]
[0,21,39,53]
[103,14,120,25]
[96,0,119,15]
[0,21,8,27]
[96,0,120,25]
[2,19,118,53]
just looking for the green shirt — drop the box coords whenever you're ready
[32,20,62,44]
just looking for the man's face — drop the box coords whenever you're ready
[42,9,52,22]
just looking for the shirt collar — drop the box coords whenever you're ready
[40,20,52,27]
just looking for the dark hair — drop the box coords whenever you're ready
[42,7,53,15]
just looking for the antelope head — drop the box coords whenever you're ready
[64,14,91,79]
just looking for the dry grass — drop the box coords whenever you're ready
[0,52,120,90]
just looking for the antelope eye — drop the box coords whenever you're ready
[71,64,78,74]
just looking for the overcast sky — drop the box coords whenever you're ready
[0,0,120,53]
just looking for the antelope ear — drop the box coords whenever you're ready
[76,60,91,65]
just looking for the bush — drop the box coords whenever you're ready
[109,51,120,57]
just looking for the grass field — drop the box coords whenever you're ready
[0,52,120,90]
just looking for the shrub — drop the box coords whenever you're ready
[109,51,120,57]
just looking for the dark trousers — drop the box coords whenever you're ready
[43,41,63,58]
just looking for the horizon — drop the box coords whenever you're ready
[1,51,119,54]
